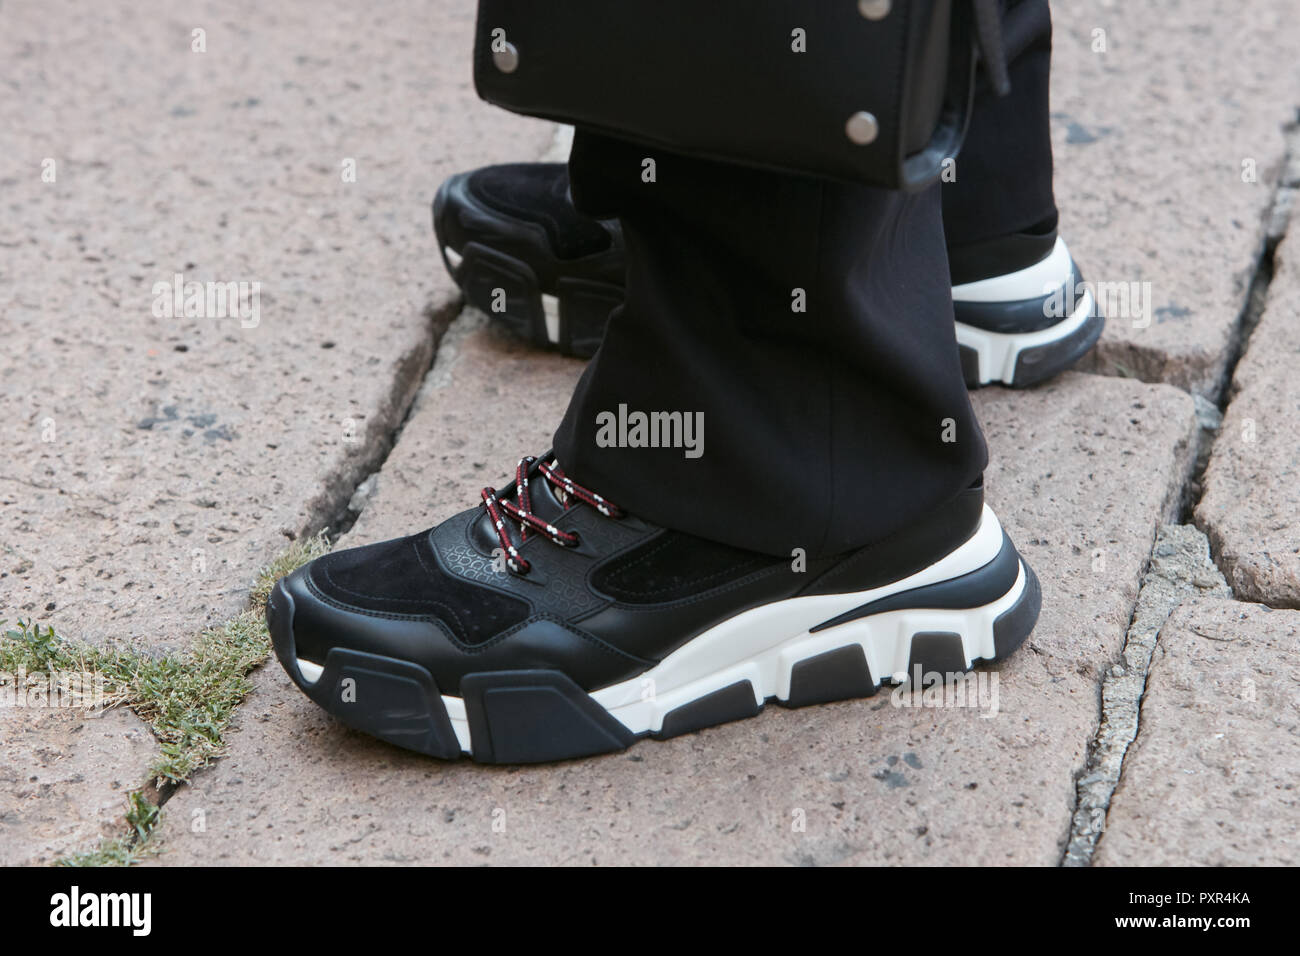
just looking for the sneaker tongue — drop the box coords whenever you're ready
[469,459,570,554]
[525,472,568,522]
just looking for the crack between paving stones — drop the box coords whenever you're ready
[1081,111,1300,398]
[1058,113,1299,867]
[117,297,462,855]
[117,124,577,862]
[1058,525,1234,866]
[1181,112,1300,602]
[309,299,460,545]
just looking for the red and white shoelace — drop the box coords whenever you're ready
[480,456,623,574]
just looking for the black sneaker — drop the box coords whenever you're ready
[267,456,1041,763]
[433,163,624,359]
[432,162,1103,388]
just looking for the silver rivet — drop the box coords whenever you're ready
[493,42,519,73]
[858,0,891,20]
[845,111,879,145]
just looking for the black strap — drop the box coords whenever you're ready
[971,0,1011,95]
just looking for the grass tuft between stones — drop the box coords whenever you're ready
[0,533,331,866]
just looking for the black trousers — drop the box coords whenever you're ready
[552,0,1056,558]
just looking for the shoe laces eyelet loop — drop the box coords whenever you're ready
[482,458,619,566]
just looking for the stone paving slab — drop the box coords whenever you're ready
[0,0,554,863]
[1195,234,1300,607]
[1050,0,1300,396]
[8,0,1291,869]
[340,311,585,545]
[0,0,554,648]
[1094,599,1300,866]
[146,323,1197,865]
[0,708,157,866]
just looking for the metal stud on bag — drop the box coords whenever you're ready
[493,40,519,73]
[474,0,966,189]
[845,111,879,145]
[858,0,892,20]
[851,0,885,147]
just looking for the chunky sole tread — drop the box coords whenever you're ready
[269,524,1041,764]
[957,291,1103,389]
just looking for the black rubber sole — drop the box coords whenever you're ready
[957,309,1106,389]
[1006,309,1106,388]
[267,561,1041,765]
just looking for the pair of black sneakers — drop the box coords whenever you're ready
[434,163,1101,387]
[267,163,1099,764]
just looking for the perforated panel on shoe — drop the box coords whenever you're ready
[590,530,786,604]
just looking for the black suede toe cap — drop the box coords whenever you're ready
[309,534,531,646]
[280,535,650,695]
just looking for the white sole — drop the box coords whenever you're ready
[956,287,1096,387]
[439,506,1026,752]
[951,236,1074,303]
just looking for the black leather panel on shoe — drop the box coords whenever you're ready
[466,163,613,260]
[578,558,829,663]
[947,217,1058,287]
[590,529,783,603]
[801,482,984,596]
[286,561,650,696]
[576,481,983,664]
[432,617,652,695]
[810,529,1019,632]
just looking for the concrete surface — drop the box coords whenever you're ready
[145,361,1198,865]
[0,0,554,647]
[1052,0,1300,395]
[0,708,157,866]
[1095,600,1300,866]
[1196,233,1300,607]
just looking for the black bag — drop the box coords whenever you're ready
[473,0,1009,191]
